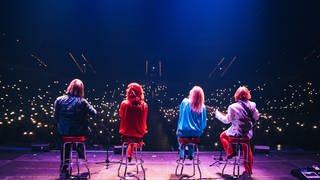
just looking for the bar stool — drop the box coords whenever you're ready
[175,137,201,179]
[117,136,145,180]
[61,136,90,178]
[222,137,250,178]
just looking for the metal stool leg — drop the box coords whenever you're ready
[124,144,128,178]
[175,143,201,179]
[222,143,231,175]
[135,145,139,174]
[139,146,146,180]
[76,143,80,176]
[117,143,125,177]
[69,143,73,176]
[175,144,184,176]
[195,145,202,179]
[192,148,196,177]
[118,142,145,180]
[81,142,90,178]
[61,142,69,175]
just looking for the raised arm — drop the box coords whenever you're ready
[215,105,233,124]
[251,102,260,122]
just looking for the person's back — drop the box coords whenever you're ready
[55,95,96,136]
[53,79,97,179]
[119,100,148,138]
[177,98,206,138]
[118,82,148,162]
[176,86,207,159]
[214,86,259,175]
[217,100,258,138]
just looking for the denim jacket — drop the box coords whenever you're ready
[54,95,97,136]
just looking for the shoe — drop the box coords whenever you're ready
[227,152,236,159]
[188,155,193,160]
[242,171,252,178]
[60,171,70,179]
[128,157,132,162]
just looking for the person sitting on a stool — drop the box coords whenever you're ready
[54,79,97,178]
[119,83,148,162]
[176,86,207,160]
[213,86,259,175]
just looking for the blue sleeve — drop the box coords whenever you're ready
[201,107,207,131]
[177,101,185,130]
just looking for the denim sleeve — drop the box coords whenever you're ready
[83,99,97,116]
[53,99,59,124]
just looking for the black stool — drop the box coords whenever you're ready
[175,137,201,179]
[61,136,90,178]
[117,137,145,180]
[222,137,250,178]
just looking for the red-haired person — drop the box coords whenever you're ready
[214,86,259,175]
[54,79,97,178]
[119,83,148,162]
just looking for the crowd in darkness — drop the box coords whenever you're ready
[0,74,319,150]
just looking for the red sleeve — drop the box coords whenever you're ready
[142,103,148,134]
[119,101,126,134]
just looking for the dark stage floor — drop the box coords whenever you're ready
[0,150,319,179]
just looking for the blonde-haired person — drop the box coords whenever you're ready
[214,86,259,175]
[176,86,207,159]
[119,82,148,162]
[53,79,97,178]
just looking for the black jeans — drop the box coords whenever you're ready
[60,142,85,172]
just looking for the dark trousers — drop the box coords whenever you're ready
[60,141,85,172]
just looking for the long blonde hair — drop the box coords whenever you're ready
[189,86,205,113]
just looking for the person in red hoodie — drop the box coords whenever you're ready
[119,82,148,162]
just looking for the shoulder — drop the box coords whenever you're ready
[228,102,239,109]
[202,104,206,111]
[120,100,129,107]
[142,101,148,108]
[55,95,67,103]
[81,97,89,103]
[181,98,190,105]
[248,101,257,109]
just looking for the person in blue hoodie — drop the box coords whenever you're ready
[176,86,207,159]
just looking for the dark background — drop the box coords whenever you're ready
[0,0,319,82]
[0,0,319,151]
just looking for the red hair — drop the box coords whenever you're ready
[234,86,251,101]
[189,86,205,113]
[66,79,84,97]
[126,82,144,104]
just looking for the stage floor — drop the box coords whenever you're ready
[0,150,318,179]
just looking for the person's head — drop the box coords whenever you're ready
[234,86,251,102]
[126,82,144,104]
[188,86,205,113]
[66,79,84,97]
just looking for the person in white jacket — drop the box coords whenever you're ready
[214,86,259,175]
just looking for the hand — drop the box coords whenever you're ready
[206,105,216,113]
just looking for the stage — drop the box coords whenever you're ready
[0,150,318,179]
